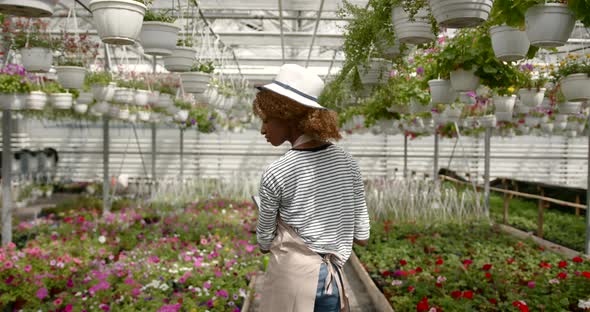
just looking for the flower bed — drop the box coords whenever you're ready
[355,220,590,311]
[0,199,260,311]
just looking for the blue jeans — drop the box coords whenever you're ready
[314,263,340,312]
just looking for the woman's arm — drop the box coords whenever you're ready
[256,170,281,252]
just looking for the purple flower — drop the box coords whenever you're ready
[416,66,424,75]
[190,119,196,125]
[466,91,476,98]
[216,289,229,298]
[36,287,48,300]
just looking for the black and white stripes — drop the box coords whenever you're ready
[256,144,370,266]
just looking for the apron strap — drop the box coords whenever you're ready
[322,254,349,312]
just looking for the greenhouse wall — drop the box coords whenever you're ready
[2,119,588,188]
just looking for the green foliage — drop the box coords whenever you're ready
[568,0,590,27]
[190,61,215,74]
[0,74,31,94]
[41,81,66,94]
[186,106,217,133]
[552,54,590,81]
[176,39,194,47]
[85,71,112,86]
[143,9,177,23]
[174,99,192,110]
[488,0,566,27]
[55,57,85,67]
[158,84,176,95]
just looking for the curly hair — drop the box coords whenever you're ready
[253,90,342,141]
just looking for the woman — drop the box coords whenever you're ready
[253,64,370,312]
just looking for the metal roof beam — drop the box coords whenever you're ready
[305,0,326,68]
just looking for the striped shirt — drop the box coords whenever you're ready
[256,143,370,267]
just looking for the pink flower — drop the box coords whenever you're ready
[157,304,181,312]
[527,281,535,288]
[65,304,73,312]
[36,287,48,300]
[245,245,256,253]
[24,265,31,272]
[203,281,211,289]
[4,261,13,269]
[54,298,63,306]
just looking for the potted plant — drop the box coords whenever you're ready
[139,7,180,56]
[137,105,151,122]
[517,63,547,107]
[429,0,494,28]
[55,33,99,89]
[163,39,196,72]
[525,0,575,48]
[0,64,32,110]
[493,86,517,115]
[489,24,531,62]
[131,78,150,106]
[44,81,73,110]
[524,107,549,127]
[26,81,47,111]
[566,113,587,133]
[156,76,177,108]
[553,53,590,102]
[180,61,214,94]
[86,71,114,103]
[391,1,436,45]
[89,0,147,45]
[113,79,135,105]
[0,0,55,16]
[7,18,56,73]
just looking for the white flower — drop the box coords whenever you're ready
[391,280,403,286]
[98,236,106,244]
[429,308,437,312]
[549,279,560,284]
[436,276,447,283]
[579,299,590,309]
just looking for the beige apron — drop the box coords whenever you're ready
[260,217,349,312]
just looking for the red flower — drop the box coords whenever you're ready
[382,271,391,277]
[557,272,567,279]
[558,261,568,268]
[416,297,429,312]
[451,291,462,299]
[539,262,552,269]
[400,259,408,266]
[408,286,415,293]
[482,264,492,271]
[435,282,442,288]
[489,298,498,305]
[513,301,529,312]
[582,271,590,278]
[573,256,584,263]
[436,258,444,265]
[409,270,416,275]
[485,272,492,279]
[416,267,423,273]
[462,290,474,299]
[507,258,515,264]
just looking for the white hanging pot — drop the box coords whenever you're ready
[428,79,456,104]
[391,6,435,45]
[429,0,493,28]
[55,66,86,89]
[180,72,211,93]
[450,68,480,91]
[379,39,402,59]
[109,105,120,118]
[494,111,512,122]
[518,88,545,107]
[490,25,530,62]
[88,0,147,45]
[0,0,55,17]
[566,121,580,131]
[20,47,52,73]
[493,95,516,113]
[134,89,150,106]
[25,91,47,110]
[73,103,88,114]
[92,82,116,102]
[93,101,110,114]
[541,123,554,134]
[555,120,567,131]
[175,109,189,122]
[524,116,540,127]
[514,104,530,114]
[444,107,462,119]
[113,87,134,104]
[147,90,160,106]
[50,93,73,109]
[166,105,179,115]
[558,101,582,114]
[138,110,151,121]
[525,3,575,48]
[359,60,389,85]
[560,74,590,102]
[77,92,94,105]
[194,91,208,104]
[117,107,130,120]
[150,112,161,123]
[478,115,497,128]
[163,46,196,72]
[156,93,173,108]
[128,113,137,123]
[139,22,181,56]
[0,93,26,110]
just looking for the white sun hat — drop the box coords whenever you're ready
[257,64,327,110]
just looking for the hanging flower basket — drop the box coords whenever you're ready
[113,87,134,104]
[139,22,181,56]
[56,66,87,89]
[156,93,173,108]
[450,68,480,91]
[117,107,129,120]
[359,59,389,85]
[134,89,149,106]
[560,74,590,102]
[89,0,146,45]
[128,113,137,123]
[391,6,435,45]
[494,111,512,122]
[93,101,110,115]
[163,46,196,72]
[477,115,496,128]
[493,95,516,113]
[0,93,26,110]
[174,109,188,122]
[26,91,47,110]
[558,101,582,114]
[541,122,553,134]
[0,0,55,17]
[514,103,530,114]
[92,83,116,102]
[490,25,530,62]
[73,103,88,114]
[138,110,150,121]
[524,116,540,127]
[428,79,456,104]
[50,93,73,110]
[525,3,575,48]
[76,92,94,105]
[429,0,493,28]
[180,72,210,93]
[518,88,545,107]
[20,47,52,73]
